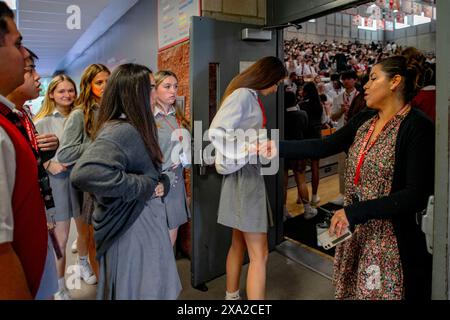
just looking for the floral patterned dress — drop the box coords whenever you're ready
[333,109,410,300]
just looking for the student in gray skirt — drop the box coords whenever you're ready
[153,70,190,246]
[71,64,181,300]
[34,75,81,300]
[57,64,110,281]
[209,56,286,300]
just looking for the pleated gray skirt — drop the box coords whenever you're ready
[47,169,81,222]
[217,164,274,233]
[164,166,190,230]
[96,197,182,300]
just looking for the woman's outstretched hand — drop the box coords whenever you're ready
[329,209,350,237]
[252,140,278,160]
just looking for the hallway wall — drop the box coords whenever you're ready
[65,0,158,84]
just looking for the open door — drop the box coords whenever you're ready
[189,16,282,288]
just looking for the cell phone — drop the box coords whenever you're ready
[317,228,352,250]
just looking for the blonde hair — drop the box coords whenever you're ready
[75,64,110,138]
[154,70,190,129]
[34,74,77,121]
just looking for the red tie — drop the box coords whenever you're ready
[257,97,267,129]
[18,111,39,153]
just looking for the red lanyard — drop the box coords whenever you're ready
[257,97,267,129]
[353,105,410,186]
[161,114,183,142]
[19,112,39,153]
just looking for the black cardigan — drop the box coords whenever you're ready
[280,108,434,300]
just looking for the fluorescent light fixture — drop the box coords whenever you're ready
[5,0,17,10]
[308,19,316,22]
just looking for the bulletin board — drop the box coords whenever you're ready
[158,0,201,51]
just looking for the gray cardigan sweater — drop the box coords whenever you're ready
[57,108,97,165]
[70,121,169,259]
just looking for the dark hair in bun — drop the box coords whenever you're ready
[377,48,425,103]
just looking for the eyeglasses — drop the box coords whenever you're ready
[24,64,36,74]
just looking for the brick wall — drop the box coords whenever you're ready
[157,41,192,202]
[157,42,191,121]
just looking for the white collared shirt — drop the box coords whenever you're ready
[0,95,17,244]
[0,94,16,111]
[153,104,176,118]
[332,88,358,129]
[34,108,67,162]
[209,88,263,175]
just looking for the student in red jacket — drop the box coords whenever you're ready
[0,2,48,299]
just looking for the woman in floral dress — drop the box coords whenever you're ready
[278,53,434,300]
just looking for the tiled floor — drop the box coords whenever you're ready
[65,235,334,300]
[63,175,340,300]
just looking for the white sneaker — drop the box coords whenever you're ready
[225,290,241,300]
[304,205,318,220]
[71,239,78,254]
[78,261,97,285]
[54,288,72,300]
[330,194,344,206]
[311,195,321,206]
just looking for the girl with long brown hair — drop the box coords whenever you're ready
[209,56,286,300]
[71,63,181,299]
[57,64,110,287]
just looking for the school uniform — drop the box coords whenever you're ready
[35,110,81,222]
[71,121,181,300]
[154,105,190,230]
[209,88,273,233]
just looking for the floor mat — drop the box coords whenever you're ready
[283,202,344,257]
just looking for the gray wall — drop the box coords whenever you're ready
[284,11,383,44]
[385,20,436,53]
[65,0,158,84]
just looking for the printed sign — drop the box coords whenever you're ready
[158,0,201,50]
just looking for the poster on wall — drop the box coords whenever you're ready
[423,5,433,19]
[352,15,361,26]
[385,20,394,31]
[396,12,405,24]
[402,0,414,15]
[413,2,422,15]
[158,0,201,51]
